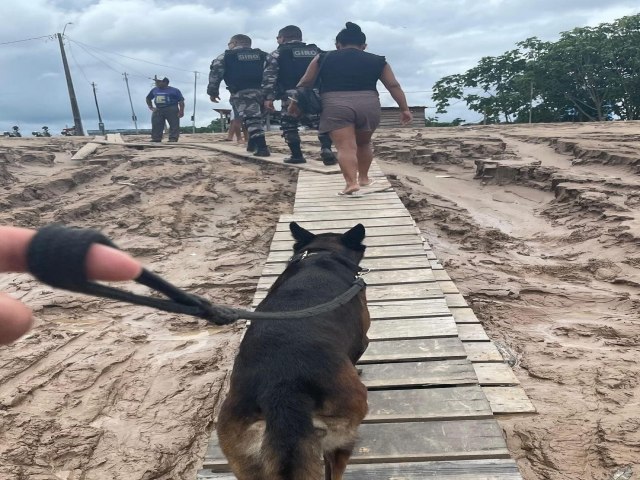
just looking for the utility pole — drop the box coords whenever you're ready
[57,28,84,136]
[192,71,198,133]
[91,82,105,135]
[529,80,534,124]
[123,72,138,133]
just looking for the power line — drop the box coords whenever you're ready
[66,38,92,85]
[68,39,150,80]
[71,40,132,76]
[0,34,55,46]
[65,35,199,74]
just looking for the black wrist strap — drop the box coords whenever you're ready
[26,225,237,325]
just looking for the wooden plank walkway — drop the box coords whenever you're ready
[197,163,533,479]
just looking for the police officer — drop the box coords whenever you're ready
[208,34,270,157]
[262,25,337,165]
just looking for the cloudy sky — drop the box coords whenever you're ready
[1,0,639,136]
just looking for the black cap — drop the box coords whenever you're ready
[156,77,169,83]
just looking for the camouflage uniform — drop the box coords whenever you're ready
[207,49,268,150]
[263,42,335,163]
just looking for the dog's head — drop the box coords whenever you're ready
[290,222,366,264]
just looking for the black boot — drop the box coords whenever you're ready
[318,133,337,165]
[320,148,337,165]
[252,135,270,157]
[284,142,306,164]
[246,136,256,153]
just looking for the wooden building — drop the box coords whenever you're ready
[379,106,425,128]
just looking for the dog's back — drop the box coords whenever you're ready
[217,223,370,480]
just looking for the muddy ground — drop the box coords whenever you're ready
[1,123,639,479]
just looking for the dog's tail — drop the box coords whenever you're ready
[261,386,321,479]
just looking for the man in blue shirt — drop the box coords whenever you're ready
[145,77,185,142]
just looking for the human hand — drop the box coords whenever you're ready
[149,106,157,112]
[400,110,413,125]
[263,100,275,112]
[209,95,220,103]
[178,111,185,118]
[0,226,142,345]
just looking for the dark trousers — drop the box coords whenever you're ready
[151,104,180,141]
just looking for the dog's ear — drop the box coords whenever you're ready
[290,222,315,246]
[342,223,366,249]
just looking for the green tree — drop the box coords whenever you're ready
[432,13,640,123]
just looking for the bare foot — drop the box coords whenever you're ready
[359,178,376,187]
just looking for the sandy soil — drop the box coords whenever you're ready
[1,123,638,480]
[0,134,296,479]
[373,122,640,480]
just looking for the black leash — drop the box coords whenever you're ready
[26,225,367,326]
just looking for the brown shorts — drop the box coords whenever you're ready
[319,91,381,134]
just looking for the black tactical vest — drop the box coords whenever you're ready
[223,48,266,93]
[276,42,320,93]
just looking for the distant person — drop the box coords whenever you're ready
[296,22,413,195]
[262,25,337,165]
[145,77,185,143]
[207,34,271,157]
[0,226,141,345]
[224,107,247,144]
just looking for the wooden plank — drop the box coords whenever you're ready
[265,245,429,262]
[272,225,418,241]
[430,259,444,270]
[368,299,450,319]
[254,283,444,304]
[268,235,424,251]
[295,192,394,201]
[368,298,449,320]
[433,270,452,281]
[464,342,504,362]
[359,337,466,363]
[451,307,480,324]
[438,281,460,294]
[198,459,523,479]
[280,209,410,222]
[202,420,509,470]
[352,420,510,462]
[257,268,436,286]
[483,386,536,414]
[295,191,398,201]
[365,386,492,422]
[106,133,125,143]
[446,293,468,307]
[296,182,392,192]
[276,217,414,231]
[368,317,458,340]
[294,202,404,212]
[361,359,478,389]
[457,324,490,342]
[71,142,100,160]
[206,142,341,174]
[473,363,520,386]
[260,256,432,276]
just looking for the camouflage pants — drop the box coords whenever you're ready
[230,89,264,139]
[280,89,330,148]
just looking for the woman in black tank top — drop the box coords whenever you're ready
[296,22,412,195]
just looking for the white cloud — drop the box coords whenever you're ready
[1,0,639,134]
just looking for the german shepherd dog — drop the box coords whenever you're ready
[217,222,370,480]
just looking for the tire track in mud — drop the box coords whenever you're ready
[377,125,639,480]
[0,138,296,479]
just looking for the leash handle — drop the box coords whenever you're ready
[26,224,236,324]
